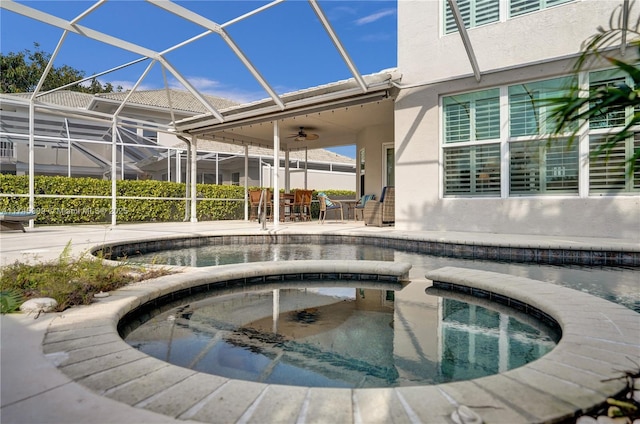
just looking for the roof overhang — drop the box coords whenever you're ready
[174,69,402,152]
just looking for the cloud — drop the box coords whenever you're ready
[355,9,396,25]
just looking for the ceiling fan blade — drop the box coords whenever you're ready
[306,133,319,140]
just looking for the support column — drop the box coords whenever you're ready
[284,149,290,193]
[111,120,117,226]
[272,122,280,226]
[190,136,198,222]
[28,101,35,229]
[244,145,249,221]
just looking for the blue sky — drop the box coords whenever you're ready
[1,1,398,158]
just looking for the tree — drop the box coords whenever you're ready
[0,43,121,94]
[547,3,640,174]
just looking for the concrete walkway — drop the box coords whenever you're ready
[1,221,639,424]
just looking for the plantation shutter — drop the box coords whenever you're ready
[509,90,539,137]
[444,0,498,34]
[444,145,500,195]
[589,136,631,193]
[444,147,472,194]
[510,0,574,18]
[475,96,501,140]
[474,0,499,26]
[444,101,471,143]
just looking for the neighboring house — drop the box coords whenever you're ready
[0,89,355,190]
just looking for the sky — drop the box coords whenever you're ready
[0,0,398,158]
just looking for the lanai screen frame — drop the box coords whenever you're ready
[0,0,485,227]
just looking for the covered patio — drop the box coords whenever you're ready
[1,0,400,230]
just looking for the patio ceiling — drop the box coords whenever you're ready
[174,70,400,152]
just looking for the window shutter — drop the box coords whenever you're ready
[510,0,540,17]
[474,0,499,26]
[589,136,629,193]
[475,96,501,140]
[444,102,471,143]
[510,141,541,193]
[509,91,539,136]
[444,147,472,194]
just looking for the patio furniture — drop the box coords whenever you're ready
[292,189,313,221]
[317,193,343,224]
[0,211,37,232]
[248,189,262,221]
[364,187,395,227]
[354,194,376,221]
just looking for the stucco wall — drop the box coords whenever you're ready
[394,0,640,239]
[398,0,622,85]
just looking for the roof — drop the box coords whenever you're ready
[94,89,240,114]
[3,91,96,109]
[189,139,355,165]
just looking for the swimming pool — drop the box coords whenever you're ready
[130,242,640,313]
[123,277,559,388]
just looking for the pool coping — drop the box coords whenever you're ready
[94,231,640,267]
[40,259,640,424]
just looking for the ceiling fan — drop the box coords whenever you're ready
[288,126,319,142]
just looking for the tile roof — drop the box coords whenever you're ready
[188,139,355,165]
[3,91,95,109]
[94,89,240,114]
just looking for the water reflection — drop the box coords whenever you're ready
[125,282,557,388]
[131,243,639,312]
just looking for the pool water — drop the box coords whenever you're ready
[124,281,558,388]
[131,243,640,313]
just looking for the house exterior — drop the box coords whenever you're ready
[1,0,638,237]
[388,0,639,239]
[0,90,356,190]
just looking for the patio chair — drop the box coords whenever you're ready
[363,186,394,227]
[292,189,313,221]
[317,192,343,224]
[354,193,376,221]
[248,189,262,221]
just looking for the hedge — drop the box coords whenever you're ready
[0,175,355,224]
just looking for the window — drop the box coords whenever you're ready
[231,172,240,186]
[588,69,640,194]
[510,139,578,194]
[443,89,501,196]
[442,71,637,198]
[444,145,501,195]
[444,0,575,34]
[383,143,395,187]
[509,77,575,137]
[444,0,499,34]
[510,0,574,18]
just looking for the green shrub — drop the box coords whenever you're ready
[0,175,246,224]
[0,243,172,312]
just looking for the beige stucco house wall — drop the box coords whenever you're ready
[392,0,639,239]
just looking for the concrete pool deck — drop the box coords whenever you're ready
[1,220,639,423]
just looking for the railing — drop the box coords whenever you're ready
[258,188,268,230]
